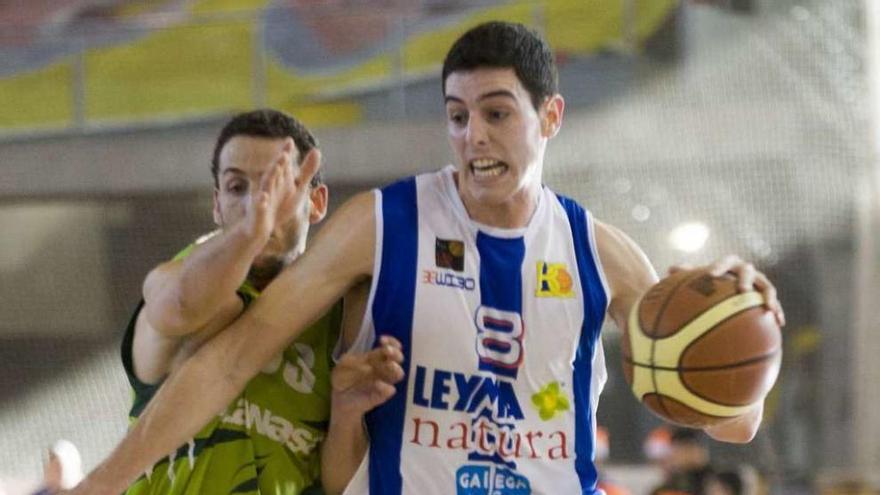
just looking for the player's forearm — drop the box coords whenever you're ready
[174,224,264,311]
[322,411,368,495]
[78,342,248,494]
[145,224,264,335]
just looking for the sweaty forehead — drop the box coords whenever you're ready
[219,135,299,173]
[444,67,528,104]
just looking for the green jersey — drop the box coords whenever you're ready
[121,241,340,495]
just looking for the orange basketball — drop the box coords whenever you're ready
[622,269,782,428]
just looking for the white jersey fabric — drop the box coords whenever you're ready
[345,166,611,495]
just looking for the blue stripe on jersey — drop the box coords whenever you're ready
[366,178,419,495]
[556,194,608,494]
[470,231,527,470]
[474,231,526,379]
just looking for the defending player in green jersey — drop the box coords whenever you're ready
[118,109,352,494]
[122,240,340,495]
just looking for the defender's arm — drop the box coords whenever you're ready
[71,192,377,494]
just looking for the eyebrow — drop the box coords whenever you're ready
[221,167,247,177]
[444,89,518,105]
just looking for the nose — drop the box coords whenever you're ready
[466,114,488,148]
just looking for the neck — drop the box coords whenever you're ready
[247,243,306,291]
[246,263,281,291]
[456,177,541,230]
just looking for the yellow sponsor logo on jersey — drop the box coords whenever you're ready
[535,262,575,298]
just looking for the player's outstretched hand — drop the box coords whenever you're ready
[242,141,322,247]
[272,146,322,237]
[332,336,405,417]
[669,255,785,328]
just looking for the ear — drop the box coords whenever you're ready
[212,188,222,226]
[540,94,565,138]
[308,184,329,224]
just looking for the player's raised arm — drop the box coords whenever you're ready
[69,190,377,495]
[132,139,307,384]
[140,138,298,337]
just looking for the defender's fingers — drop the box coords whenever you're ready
[281,137,295,155]
[369,344,404,368]
[260,156,283,194]
[278,140,294,172]
[336,347,397,383]
[296,148,322,187]
[331,354,374,390]
[378,335,402,349]
[274,137,295,167]
[371,381,398,404]
[253,191,270,212]
[374,361,405,384]
[380,343,404,363]
[378,336,404,361]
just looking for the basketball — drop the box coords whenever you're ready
[622,269,782,428]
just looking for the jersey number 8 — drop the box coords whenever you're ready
[474,306,525,378]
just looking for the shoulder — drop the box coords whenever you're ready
[592,218,658,326]
[593,220,653,278]
[540,197,655,298]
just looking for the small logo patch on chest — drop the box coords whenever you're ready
[535,262,575,298]
[436,238,465,272]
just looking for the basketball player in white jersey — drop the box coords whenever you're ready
[66,21,784,495]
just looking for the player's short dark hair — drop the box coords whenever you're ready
[211,109,321,188]
[441,21,559,110]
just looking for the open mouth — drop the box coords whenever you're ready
[470,158,508,179]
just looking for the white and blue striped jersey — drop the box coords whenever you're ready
[344,166,610,495]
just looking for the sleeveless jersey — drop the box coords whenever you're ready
[344,166,610,495]
[121,240,340,495]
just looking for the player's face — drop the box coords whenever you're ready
[213,136,311,275]
[444,67,563,224]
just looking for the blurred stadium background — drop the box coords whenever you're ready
[1,0,879,493]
